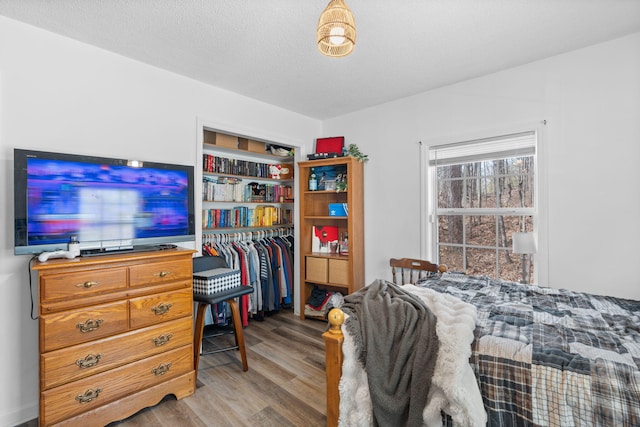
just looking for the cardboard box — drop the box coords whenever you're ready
[238,138,266,154]
[204,131,238,149]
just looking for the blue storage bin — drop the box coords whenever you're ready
[328,203,348,216]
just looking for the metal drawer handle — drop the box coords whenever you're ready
[76,387,102,404]
[152,362,172,376]
[76,318,103,333]
[154,271,172,278]
[76,353,102,369]
[76,281,100,289]
[151,303,173,315]
[152,333,173,347]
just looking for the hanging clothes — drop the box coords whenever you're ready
[201,228,294,324]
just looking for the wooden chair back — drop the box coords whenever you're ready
[390,258,446,285]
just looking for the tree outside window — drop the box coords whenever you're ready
[430,132,536,282]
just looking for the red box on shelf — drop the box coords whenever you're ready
[315,137,344,154]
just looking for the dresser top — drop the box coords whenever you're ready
[33,248,196,272]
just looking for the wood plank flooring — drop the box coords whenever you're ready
[108,309,328,427]
[18,310,327,427]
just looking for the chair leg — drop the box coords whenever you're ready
[227,297,248,371]
[193,302,208,373]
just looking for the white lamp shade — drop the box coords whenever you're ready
[513,232,537,254]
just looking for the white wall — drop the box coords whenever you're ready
[323,32,640,302]
[3,13,639,426]
[0,16,320,426]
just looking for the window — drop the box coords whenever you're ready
[429,131,537,283]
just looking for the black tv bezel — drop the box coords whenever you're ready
[13,148,196,256]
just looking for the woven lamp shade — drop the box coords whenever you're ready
[317,0,356,57]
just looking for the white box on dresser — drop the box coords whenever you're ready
[33,249,196,427]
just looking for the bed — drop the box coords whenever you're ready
[323,271,640,426]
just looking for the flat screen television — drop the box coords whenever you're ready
[14,148,196,256]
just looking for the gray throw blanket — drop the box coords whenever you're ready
[341,280,439,427]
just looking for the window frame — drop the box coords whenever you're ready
[421,122,548,284]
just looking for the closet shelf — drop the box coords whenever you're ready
[203,224,294,233]
[203,142,294,164]
[203,200,294,205]
[204,171,294,183]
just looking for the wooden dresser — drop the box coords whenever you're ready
[33,249,196,426]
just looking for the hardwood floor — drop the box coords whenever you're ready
[18,309,327,427]
[108,309,328,427]
[17,310,328,427]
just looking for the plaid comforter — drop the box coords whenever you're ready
[417,274,640,427]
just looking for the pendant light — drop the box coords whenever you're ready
[317,0,356,57]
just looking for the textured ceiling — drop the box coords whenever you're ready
[1,1,639,120]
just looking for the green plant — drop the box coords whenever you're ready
[346,144,369,163]
[335,180,348,192]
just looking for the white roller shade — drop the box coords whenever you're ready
[430,131,536,166]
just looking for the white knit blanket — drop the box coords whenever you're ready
[338,284,487,427]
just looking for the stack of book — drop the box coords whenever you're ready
[203,177,293,203]
[203,154,289,179]
[203,205,293,229]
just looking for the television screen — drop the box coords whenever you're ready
[14,149,196,255]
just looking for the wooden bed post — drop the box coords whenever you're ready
[323,308,345,427]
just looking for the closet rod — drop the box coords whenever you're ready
[203,226,293,243]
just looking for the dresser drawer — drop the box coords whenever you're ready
[129,288,192,329]
[41,301,129,352]
[41,268,127,302]
[129,259,192,287]
[41,345,192,426]
[41,317,193,390]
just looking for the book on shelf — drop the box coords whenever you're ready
[203,177,293,203]
[283,185,294,202]
[203,205,292,229]
[249,182,267,202]
[311,225,339,253]
[203,154,291,179]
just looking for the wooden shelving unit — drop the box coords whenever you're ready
[298,156,364,320]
